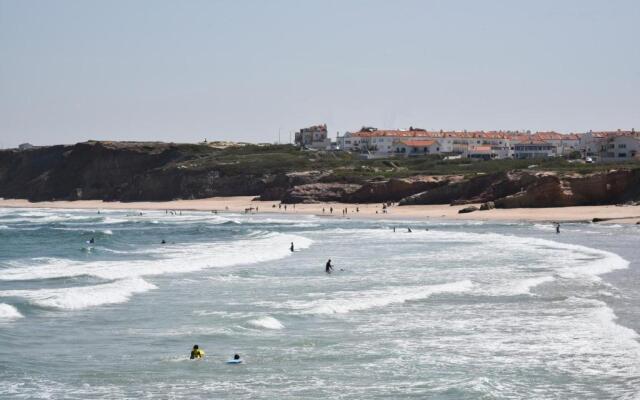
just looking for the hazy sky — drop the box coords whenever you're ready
[1,0,638,147]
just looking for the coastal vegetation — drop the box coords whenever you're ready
[1,141,639,205]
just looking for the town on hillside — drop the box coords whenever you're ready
[295,124,639,163]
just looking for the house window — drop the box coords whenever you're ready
[618,144,627,149]
[618,153,627,158]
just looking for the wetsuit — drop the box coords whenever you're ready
[325,261,333,274]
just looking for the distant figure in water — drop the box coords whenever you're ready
[290,242,294,252]
[407,228,412,233]
[89,237,95,244]
[161,239,166,244]
[227,353,243,364]
[325,259,334,274]
[393,227,396,232]
[556,223,560,234]
[190,345,205,359]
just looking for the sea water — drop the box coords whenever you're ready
[0,208,639,399]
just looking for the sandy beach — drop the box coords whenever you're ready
[1,197,639,224]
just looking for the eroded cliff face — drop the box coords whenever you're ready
[401,170,640,208]
[1,142,639,207]
[494,169,640,208]
[0,142,266,201]
[345,176,457,203]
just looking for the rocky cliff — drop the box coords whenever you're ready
[1,141,639,208]
[400,170,640,208]
[0,141,267,201]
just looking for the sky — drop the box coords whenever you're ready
[0,0,638,148]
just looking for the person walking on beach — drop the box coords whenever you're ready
[330,207,333,214]
[556,223,560,234]
[290,242,294,252]
[325,259,334,274]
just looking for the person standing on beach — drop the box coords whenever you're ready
[290,242,294,252]
[325,259,334,274]
[556,223,560,234]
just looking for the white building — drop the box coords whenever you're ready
[393,140,441,157]
[513,141,557,159]
[599,134,640,162]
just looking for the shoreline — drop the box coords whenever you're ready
[1,197,639,224]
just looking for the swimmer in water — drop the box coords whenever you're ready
[190,345,205,359]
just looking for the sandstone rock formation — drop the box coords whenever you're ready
[281,183,361,203]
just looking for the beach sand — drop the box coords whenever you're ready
[1,197,639,224]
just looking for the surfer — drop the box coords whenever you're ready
[190,345,205,359]
[227,354,242,364]
[407,228,412,233]
[325,259,334,274]
[89,237,95,244]
[290,242,294,252]
[161,239,166,244]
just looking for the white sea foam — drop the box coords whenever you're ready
[287,280,473,315]
[319,228,630,280]
[102,229,113,235]
[0,303,23,320]
[0,233,313,281]
[0,278,156,310]
[0,225,9,230]
[247,316,284,330]
[486,275,556,296]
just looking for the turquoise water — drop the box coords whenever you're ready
[0,208,639,399]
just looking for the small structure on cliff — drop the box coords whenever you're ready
[295,124,330,150]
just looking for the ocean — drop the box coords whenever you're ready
[0,207,639,399]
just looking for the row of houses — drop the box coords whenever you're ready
[293,124,639,162]
[336,128,584,160]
